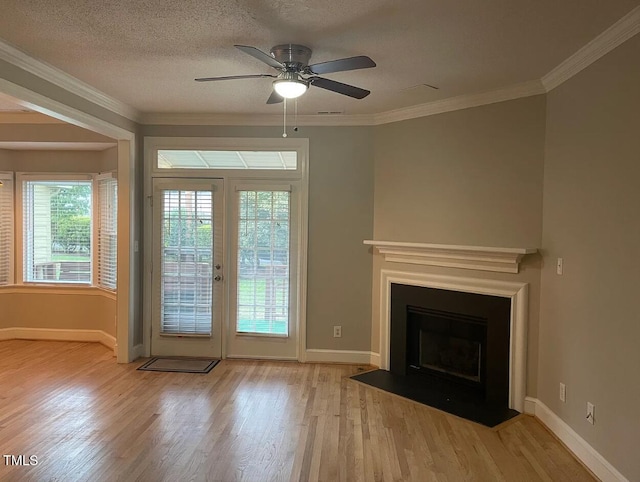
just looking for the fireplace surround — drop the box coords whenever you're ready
[377,270,529,412]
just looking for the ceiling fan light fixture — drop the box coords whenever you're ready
[273,77,308,99]
[197,44,375,103]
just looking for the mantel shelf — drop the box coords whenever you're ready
[363,240,538,274]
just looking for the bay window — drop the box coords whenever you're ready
[12,173,117,288]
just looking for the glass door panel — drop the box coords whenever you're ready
[151,179,223,357]
[237,190,290,336]
[227,185,298,360]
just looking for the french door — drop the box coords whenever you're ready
[150,178,299,360]
[151,179,223,357]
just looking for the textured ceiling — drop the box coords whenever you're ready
[0,0,638,116]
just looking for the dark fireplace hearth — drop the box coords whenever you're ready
[353,283,518,427]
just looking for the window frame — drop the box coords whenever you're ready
[14,172,96,288]
[148,137,304,181]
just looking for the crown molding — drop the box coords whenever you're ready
[542,6,640,91]
[372,80,546,125]
[140,112,376,126]
[141,81,545,127]
[0,39,141,122]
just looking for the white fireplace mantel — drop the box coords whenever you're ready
[364,240,537,274]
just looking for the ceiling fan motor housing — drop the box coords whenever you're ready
[270,44,312,70]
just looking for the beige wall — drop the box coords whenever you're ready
[140,125,375,351]
[100,146,118,172]
[372,96,546,395]
[0,123,115,143]
[0,149,11,164]
[374,95,546,246]
[538,35,640,481]
[0,149,103,172]
[0,291,116,336]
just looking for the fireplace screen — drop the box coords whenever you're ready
[419,331,481,382]
[407,306,487,386]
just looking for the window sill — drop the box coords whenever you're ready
[0,284,117,299]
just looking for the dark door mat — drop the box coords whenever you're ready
[137,357,220,374]
[351,369,519,428]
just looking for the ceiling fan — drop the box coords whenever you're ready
[195,44,376,104]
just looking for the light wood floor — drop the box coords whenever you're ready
[0,340,594,482]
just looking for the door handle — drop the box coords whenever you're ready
[214,275,223,281]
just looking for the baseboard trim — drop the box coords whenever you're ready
[369,352,381,368]
[524,396,537,415]
[305,349,376,365]
[226,354,299,361]
[0,327,116,350]
[525,397,628,482]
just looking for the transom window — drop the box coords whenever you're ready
[158,150,297,170]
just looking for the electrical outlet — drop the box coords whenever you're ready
[333,325,342,338]
[586,402,595,425]
[559,382,566,402]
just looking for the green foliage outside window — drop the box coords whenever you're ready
[50,184,92,255]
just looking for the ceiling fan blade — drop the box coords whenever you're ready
[235,45,284,70]
[195,74,277,82]
[309,77,370,99]
[307,56,376,75]
[266,91,284,104]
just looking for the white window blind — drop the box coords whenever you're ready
[23,179,92,284]
[0,175,14,285]
[98,176,117,290]
[160,189,214,335]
